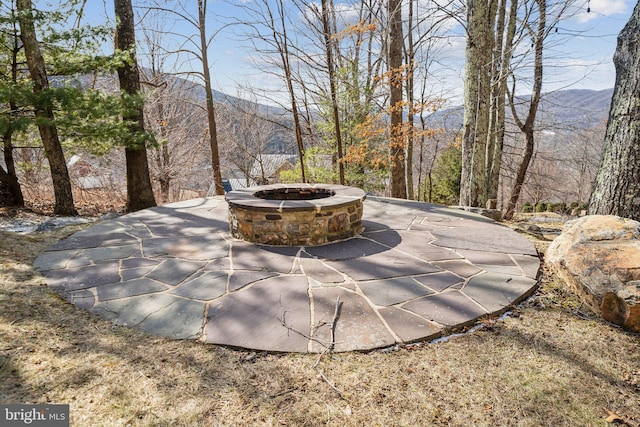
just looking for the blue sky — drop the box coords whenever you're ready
[79,0,636,105]
[542,0,635,92]
[213,0,636,105]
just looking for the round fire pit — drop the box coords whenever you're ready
[225,183,366,246]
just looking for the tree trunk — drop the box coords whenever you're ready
[405,0,415,200]
[485,0,505,198]
[486,0,517,205]
[1,16,25,207]
[17,0,76,215]
[416,114,426,201]
[503,131,535,219]
[198,0,224,195]
[589,1,640,221]
[503,0,545,221]
[388,0,406,199]
[321,0,345,185]
[2,128,25,207]
[459,0,497,207]
[154,127,171,203]
[114,0,157,212]
[276,1,306,183]
[155,89,171,203]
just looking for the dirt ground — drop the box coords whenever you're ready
[1,212,638,426]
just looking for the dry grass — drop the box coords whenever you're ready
[1,224,639,426]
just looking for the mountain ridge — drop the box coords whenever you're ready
[422,88,614,132]
[52,71,614,140]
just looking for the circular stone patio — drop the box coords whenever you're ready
[34,196,540,353]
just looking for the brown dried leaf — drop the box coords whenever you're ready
[605,409,626,424]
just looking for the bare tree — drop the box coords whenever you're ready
[461,0,578,213]
[197,0,224,195]
[240,0,307,182]
[565,126,603,203]
[139,0,226,195]
[217,98,282,186]
[320,0,344,184]
[405,0,458,200]
[138,14,174,202]
[502,0,576,219]
[485,0,518,205]
[294,0,384,187]
[502,0,545,220]
[405,0,416,199]
[141,74,209,202]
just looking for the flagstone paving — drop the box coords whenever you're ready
[34,196,540,353]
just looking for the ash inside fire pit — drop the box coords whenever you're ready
[225,184,365,246]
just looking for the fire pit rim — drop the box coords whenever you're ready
[225,183,366,212]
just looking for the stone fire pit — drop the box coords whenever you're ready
[225,183,365,246]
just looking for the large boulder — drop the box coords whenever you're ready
[546,215,640,332]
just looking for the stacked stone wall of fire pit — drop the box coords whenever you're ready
[225,184,366,246]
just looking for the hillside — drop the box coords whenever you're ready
[423,88,613,132]
[52,71,613,144]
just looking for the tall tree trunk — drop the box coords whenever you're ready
[156,146,171,202]
[2,127,24,207]
[276,1,306,183]
[589,1,640,221]
[17,0,76,215]
[321,0,344,185]
[459,0,497,207]
[503,130,535,218]
[486,0,517,205]
[388,0,406,198]
[485,0,504,203]
[114,0,156,212]
[198,0,224,195]
[154,114,171,203]
[1,12,24,207]
[503,0,545,221]
[405,0,415,200]
[417,114,426,201]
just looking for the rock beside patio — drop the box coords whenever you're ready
[546,215,640,332]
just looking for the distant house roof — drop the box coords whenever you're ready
[247,154,296,183]
[66,154,112,189]
[206,178,247,196]
[209,154,300,195]
[75,176,108,190]
[226,178,248,190]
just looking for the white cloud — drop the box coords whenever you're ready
[574,0,630,23]
[300,1,364,32]
[333,2,362,25]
